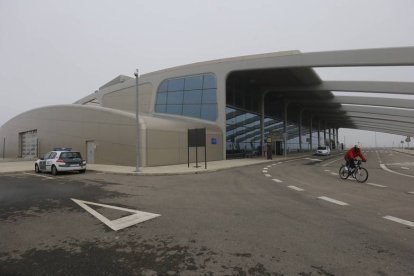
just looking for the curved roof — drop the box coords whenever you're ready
[75,46,414,137]
[223,47,414,136]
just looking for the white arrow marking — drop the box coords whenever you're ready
[380,164,414,179]
[71,199,160,231]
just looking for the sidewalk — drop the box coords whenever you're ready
[393,148,414,156]
[0,152,315,176]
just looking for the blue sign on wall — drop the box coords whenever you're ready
[211,137,217,145]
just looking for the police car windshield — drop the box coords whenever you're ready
[60,152,82,159]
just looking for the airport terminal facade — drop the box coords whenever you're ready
[2,47,413,166]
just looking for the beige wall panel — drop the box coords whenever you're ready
[118,125,136,146]
[0,105,137,165]
[102,83,153,114]
[146,128,223,166]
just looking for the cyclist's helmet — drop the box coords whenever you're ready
[353,145,360,152]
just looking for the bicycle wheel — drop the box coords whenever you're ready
[339,165,349,179]
[354,168,368,183]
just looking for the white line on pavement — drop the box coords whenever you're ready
[287,186,304,191]
[23,172,54,179]
[272,178,283,183]
[383,216,414,227]
[322,157,343,167]
[366,182,387,188]
[408,192,414,195]
[380,164,414,179]
[330,172,338,176]
[264,174,271,177]
[318,196,349,206]
[262,170,268,173]
[401,167,410,170]
[324,169,331,172]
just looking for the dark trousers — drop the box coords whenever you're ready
[346,159,355,169]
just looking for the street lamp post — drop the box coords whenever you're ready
[134,69,141,172]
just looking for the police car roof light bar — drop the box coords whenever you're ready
[53,147,72,151]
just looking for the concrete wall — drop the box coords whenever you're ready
[0,105,137,166]
[101,83,153,114]
[0,104,224,167]
[144,115,223,166]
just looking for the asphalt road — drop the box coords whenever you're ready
[0,150,413,275]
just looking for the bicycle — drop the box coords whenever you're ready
[339,160,368,183]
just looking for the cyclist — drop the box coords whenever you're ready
[344,145,367,172]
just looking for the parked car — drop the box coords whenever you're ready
[35,148,86,175]
[315,146,330,156]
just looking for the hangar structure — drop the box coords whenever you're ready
[1,46,414,166]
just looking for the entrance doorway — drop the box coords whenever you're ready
[20,130,38,159]
[86,141,96,164]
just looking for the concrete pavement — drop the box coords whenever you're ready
[0,151,316,175]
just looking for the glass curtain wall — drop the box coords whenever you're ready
[226,106,314,158]
[154,74,217,121]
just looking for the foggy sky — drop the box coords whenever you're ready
[1,0,413,147]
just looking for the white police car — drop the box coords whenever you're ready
[315,146,331,156]
[34,148,87,175]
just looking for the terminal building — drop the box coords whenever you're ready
[1,47,414,166]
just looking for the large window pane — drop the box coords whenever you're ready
[184,75,203,90]
[201,104,217,121]
[158,80,168,92]
[203,74,216,89]
[183,90,202,104]
[155,104,166,113]
[166,105,182,115]
[167,91,183,104]
[156,92,167,104]
[202,89,216,103]
[182,105,201,118]
[168,79,185,91]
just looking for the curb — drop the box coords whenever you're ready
[0,152,323,176]
[87,154,315,176]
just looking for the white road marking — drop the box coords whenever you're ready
[401,167,410,170]
[264,174,271,177]
[408,192,414,195]
[309,158,322,162]
[23,172,54,179]
[262,170,268,173]
[383,216,414,228]
[322,157,343,167]
[287,186,304,191]
[366,182,387,188]
[71,199,160,231]
[387,162,414,166]
[272,178,283,183]
[318,196,349,206]
[380,164,414,179]
[324,169,331,172]
[330,172,338,176]
[266,165,272,168]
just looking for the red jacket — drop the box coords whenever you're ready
[344,148,366,161]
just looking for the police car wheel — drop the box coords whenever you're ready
[35,164,40,173]
[51,166,58,176]
[79,169,86,174]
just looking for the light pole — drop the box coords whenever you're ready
[134,69,141,172]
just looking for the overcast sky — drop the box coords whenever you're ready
[1,0,413,147]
